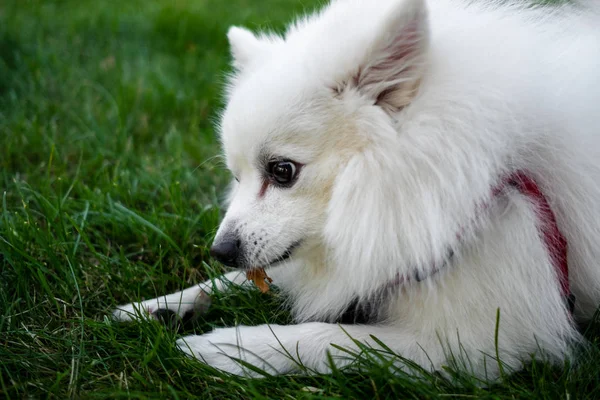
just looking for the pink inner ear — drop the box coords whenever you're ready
[354,17,426,110]
[387,20,422,64]
[358,20,423,88]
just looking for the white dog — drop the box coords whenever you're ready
[114,0,600,380]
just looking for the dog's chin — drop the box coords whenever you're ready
[249,240,303,270]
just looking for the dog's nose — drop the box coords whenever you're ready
[210,236,242,267]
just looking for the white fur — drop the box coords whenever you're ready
[114,0,600,380]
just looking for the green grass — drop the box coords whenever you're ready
[0,0,599,398]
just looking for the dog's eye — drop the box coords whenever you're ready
[268,161,298,186]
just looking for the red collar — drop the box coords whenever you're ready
[386,171,572,311]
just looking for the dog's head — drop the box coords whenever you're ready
[210,0,429,272]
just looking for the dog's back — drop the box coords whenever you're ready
[426,0,600,318]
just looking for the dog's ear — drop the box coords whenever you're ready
[227,26,280,71]
[354,0,429,111]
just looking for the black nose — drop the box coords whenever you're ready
[210,236,241,267]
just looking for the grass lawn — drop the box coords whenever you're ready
[1,0,599,398]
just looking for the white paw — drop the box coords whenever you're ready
[112,301,153,322]
[112,286,211,323]
[176,325,298,377]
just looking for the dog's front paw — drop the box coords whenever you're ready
[112,286,211,325]
[176,325,298,377]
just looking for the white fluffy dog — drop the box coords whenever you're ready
[114,0,600,380]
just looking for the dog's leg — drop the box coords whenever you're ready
[176,322,427,377]
[112,264,293,322]
[111,270,246,322]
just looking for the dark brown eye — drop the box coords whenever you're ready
[268,161,298,185]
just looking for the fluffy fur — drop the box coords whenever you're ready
[114,0,600,380]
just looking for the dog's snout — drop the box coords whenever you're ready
[210,235,242,267]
